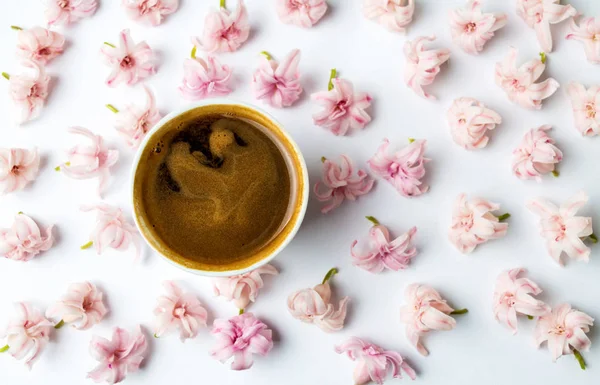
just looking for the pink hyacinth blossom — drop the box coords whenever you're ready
[81,204,140,258]
[0,148,40,194]
[0,303,53,368]
[0,213,53,262]
[179,55,232,100]
[526,191,594,265]
[210,312,273,370]
[192,0,250,53]
[276,0,327,28]
[314,155,374,214]
[566,16,600,64]
[566,82,600,136]
[87,327,147,384]
[516,0,576,52]
[363,0,415,33]
[100,29,157,88]
[45,0,98,26]
[15,27,65,65]
[449,0,507,54]
[335,337,416,384]
[213,264,278,310]
[493,268,550,333]
[446,98,502,150]
[122,0,180,26]
[113,86,162,148]
[368,139,429,197]
[154,281,208,341]
[403,35,450,100]
[252,49,303,108]
[495,47,559,109]
[6,60,51,124]
[512,125,562,181]
[46,282,108,330]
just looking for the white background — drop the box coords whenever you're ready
[1,0,600,384]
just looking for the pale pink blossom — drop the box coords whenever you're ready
[192,0,250,53]
[368,139,428,197]
[179,55,232,100]
[45,0,98,26]
[154,281,208,341]
[449,193,508,253]
[493,268,550,333]
[495,47,559,109]
[122,0,180,26]
[252,49,303,108]
[0,213,53,262]
[87,326,147,384]
[46,282,108,330]
[312,77,372,136]
[15,27,65,65]
[100,29,157,88]
[213,264,278,310]
[403,35,450,100]
[399,283,459,356]
[335,337,416,384]
[534,304,593,362]
[0,148,40,194]
[81,204,140,258]
[363,0,415,33]
[516,0,576,52]
[114,86,162,149]
[60,127,119,195]
[566,82,600,136]
[449,0,507,54]
[276,0,327,28]
[7,60,51,123]
[446,98,502,150]
[512,125,562,181]
[566,16,600,64]
[210,312,273,370]
[526,191,594,265]
[314,155,374,214]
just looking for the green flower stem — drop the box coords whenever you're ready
[18,211,23,215]
[589,233,598,244]
[260,51,272,60]
[497,213,511,222]
[527,315,534,320]
[55,162,70,171]
[103,42,116,48]
[80,241,94,250]
[539,52,547,64]
[220,0,226,8]
[450,308,468,315]
[2,72,10,80]
[321,156,327,163]
[366,216,380,226]
[552,170,559,177]
[106,104,119,113]
[10,26,22,30]
[327,68,337,91]
[54,320,65,329]
[408,138,415,143]
[191,46,197,59]
[0,345,9,353]
[322,268,338,284]
[239,309,245,315]
[154,333,159,338]
[573,349,586,370]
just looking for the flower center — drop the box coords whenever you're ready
[458,117,466,124]
[220,25,240,41]
[501,293,516,307]
[29,84,40,97]
[460,214,474,231]
[120,55,135,69]
[38,47,51,56]
[11,165,20,174]
[82,298,94,311]
[139,1,152,14]
[586,102,596,119]
[58,0,69,8]
[465,22,477,33]
[363,346,380,356]
[593,34,600,42]
[173,305,187,317]
[550,325,565,335]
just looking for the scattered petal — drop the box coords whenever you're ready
[45,0,98,26]
[512,125,562,181]
[276,0,327,28]
[363,0,415,33]
[516,0,576,52]
[153,281,208,341]
[449,0,507,54]
[114,86,162,148]
[252,49,303,108]
[0,147,40,194]
[46,282,108,330]
[192,0,250,53]
[403,35,450,100]
[15,27,65,65]
[212,264,278,309]
[122,0,180,26]
[566,82,600,136]
[566,16,600,64]
[7,60,51,123]
[446,97,502,149]
[81,204,140,258]
[0,213,53,261]
[179,55,233,100]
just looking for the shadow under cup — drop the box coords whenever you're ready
[131,102,308,276]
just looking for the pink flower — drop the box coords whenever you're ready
[335,337,416,384]
[122,0,180,26]
[114,86,162,149]
[60,127,119,195]
[493,268,550,333]
[276,0,327,28]
[100,29,157,88]
[0,213,53,262]
[566,82,600,136]
[314,155,374,214]
[399,283,459,356]
[368,139,428,197]
[213,264,278,310]
[16,27,65,65]
[495,47,559,109]
[512,125,562,181]
[449,0,507,54]
[210,312,273,370]
[312,77,372,136]
[403,35,450,100]
[81,204,140,258]
[0,148,40,194]
[516,0,576,52]
[566,16,600,64]
[192,0,250,53]
[0,303,53,368]
[363,0,415,33]
[526,191,593,265]
[46,282,108,330]
[154,281,208,341]
[87,327,147,384]
[446,98,502,150]
[449,193,508,253]
[45,0,98,26]
[287,269,349,332]
[534,304,593,362]
[179,55,233,100]
[252,49,303,108]
[7,60,51,124]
